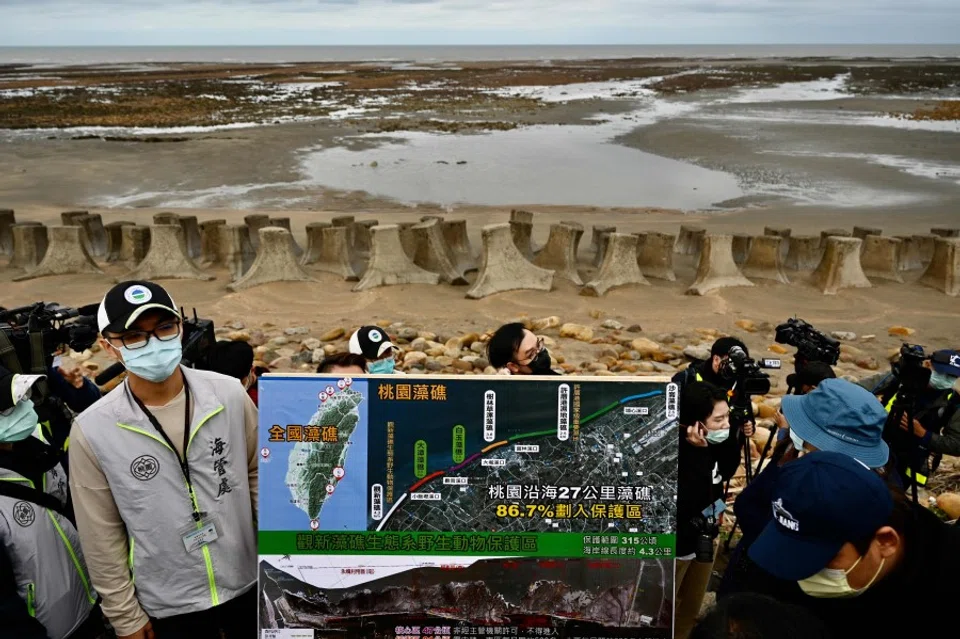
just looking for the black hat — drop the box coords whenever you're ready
[348,326,396,360]
[97,281,180,335]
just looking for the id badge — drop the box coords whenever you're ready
[179,516,220,553]
[702,498,726,519]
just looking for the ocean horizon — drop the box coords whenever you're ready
[2,44,960,66]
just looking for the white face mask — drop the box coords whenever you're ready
[797,555,884,599]
[705,428,730,444]
[789,429,805,452]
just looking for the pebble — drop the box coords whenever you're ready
[683,345,711,361]
[418,330,438,341]
[470,341,485,355]
[559,323,594,342]
[627,324,643,333]
[601,319,624,330]
[399,327,419,341]
[452,359,474,372]
[226,331,251,342]
[831,331,857,341]
[311,348,325,364]
[410,337,428,352]
[888,326,915,337]
[735,319,757,333]
[284,326,309,336]
[404,351,428,367]
[768,344,789,354]
[531,316,561,331]
[459,333,481,347]
[268,336,290,347]
[651,362,676,374]
[302,338,321,351]
[862,335,877,342]
[630,338,661,358]
[320,327,345,341]
[936,493,960,519]
[226,320,246,330]
[425,360,444,372]
[589,310,604,320]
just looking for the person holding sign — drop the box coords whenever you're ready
[68,281,259,639]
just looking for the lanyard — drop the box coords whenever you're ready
[129,381,203,522]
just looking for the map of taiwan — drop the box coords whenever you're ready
[286,387,363,520]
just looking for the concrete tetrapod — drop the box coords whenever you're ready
[304,226,361,282]
[581,233,649,296]
[354,220,379,256]
[353,224,440,292]
[853,226,882,253]
[732,234,753,265]
[742,235,790,284]
[930,227,960,238]
[686,234,754,296]
[763,226,791,259]
[411,219,468,285]
[61,211,88,226]
[820,228,852,248]
[266,217,303,257]
[397,222,418,260]
[533,223,584,285]
[441,219,477,273]
[918,237,960,296]
[784,235,822,271]
[153,212,179,226]
[466,223,554,300]
[104,221,134,262]
[243,214,270,250]
[911,234,938,268]
[13,225,104,281]
[510,209,534,225]
[896,236,923,272]
[9,224,47,270]
[861,235,904,283]
[69,214,106,259]
[331,216,356,248]
[591,225,616,259]
[125,225,213,282]
[810,237,872,295]
[179,215,202,260]
[637,231,677,281]
[593,230,614,268]
[221,224,256,281]
[199,219,226,266]
[227,228,318,292]
[510,220,537,261]
[120,226,150,269]
[676,225,706,256]
[301,222,332,266]
[562,220,585,257]
[0,209,15,257]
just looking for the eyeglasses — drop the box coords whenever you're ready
[109,320,181,350]
[517,337,544,365]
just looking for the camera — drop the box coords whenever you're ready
[775,318,840,366]
[891,343,931,395]
[692,514,721,562]
[0,302,100,372]
[719,346,778,396]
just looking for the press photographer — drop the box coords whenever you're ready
[0,302,102,455]
[872,345,960,493]
[774,318,840,396]
[673,337,751,393]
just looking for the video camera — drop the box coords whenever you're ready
[775,318,840,367]
[94,307,216,386]
[719,346,780,396]
[890,343,931,396]
[0,302,100,373]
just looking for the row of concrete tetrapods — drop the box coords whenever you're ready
[1,209,958,298]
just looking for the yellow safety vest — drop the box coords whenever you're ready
[884,391,954,486]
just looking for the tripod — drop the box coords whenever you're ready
[885,394,929,505]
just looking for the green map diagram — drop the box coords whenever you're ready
[286,388,363,520]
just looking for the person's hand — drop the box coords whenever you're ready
[497,367,512,376]
[118,621,155,639]
[899,414,927,439]
[57,365,86,389]
[741,420,755,438]
[774,409,788,430]
[685,424,708,448]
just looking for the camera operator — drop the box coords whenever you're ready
[0,371,106,639]
[891,349,960,467]
[673,337,748,393]
[675,382,743,639]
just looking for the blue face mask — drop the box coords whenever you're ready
[930,371,957,391]
[0,399,39,443]
[368,358,396,375]
[118,337,183,383]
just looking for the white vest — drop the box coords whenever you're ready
[76,368,256,619]
[0,462,97,639]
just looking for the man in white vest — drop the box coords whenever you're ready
[0,369,104,639]
[69,281,258,639]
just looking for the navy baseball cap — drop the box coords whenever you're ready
[749,451,893,581]
[780,378,889,468]
[932,350,960,377]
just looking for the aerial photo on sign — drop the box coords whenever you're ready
[258,375,679,639]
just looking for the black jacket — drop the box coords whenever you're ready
[727,502,960,638]
[676,423,742,557]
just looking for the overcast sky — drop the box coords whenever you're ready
[1,0,958,47]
